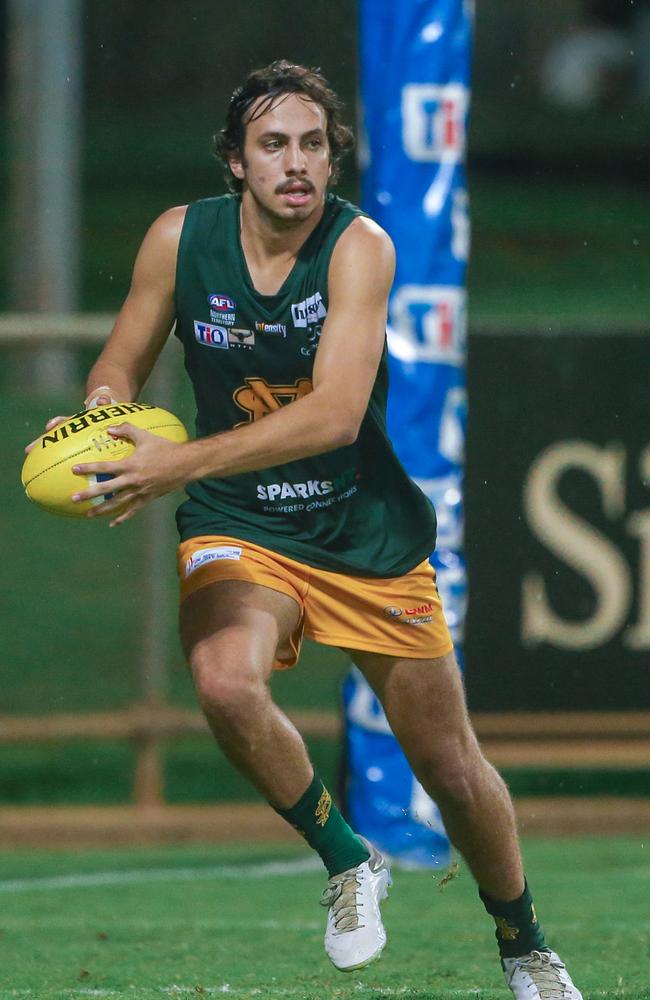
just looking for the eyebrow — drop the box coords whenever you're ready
[256,128,326,142]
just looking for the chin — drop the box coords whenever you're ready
[275,201,319,223]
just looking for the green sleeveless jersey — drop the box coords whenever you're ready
[174,193,437,577]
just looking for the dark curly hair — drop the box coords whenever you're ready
[215,60,355,193]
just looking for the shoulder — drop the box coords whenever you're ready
[329,215,396,287]
[335,214,395,259]
[131,206,188,287]
[142,205,188,255]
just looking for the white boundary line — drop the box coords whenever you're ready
[0,855,322,894]
[5,991,641,999]
[7,991,492,998]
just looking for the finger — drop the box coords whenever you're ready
[46,415,70,430]
[71,473,128,503]
[109,506,139,528]
[25,416,69,453]
[87,491,138,518]
[72,461,121,478]
[106,421,144,442]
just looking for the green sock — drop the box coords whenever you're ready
[275,773,369,877]
[479,880,547,959]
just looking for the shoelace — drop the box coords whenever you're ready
[319,868,365,932]
[512,950,570,1000]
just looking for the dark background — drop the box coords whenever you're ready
[1,0,648,319]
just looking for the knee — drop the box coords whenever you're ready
[192,656,268,730]
[408,732,485,805]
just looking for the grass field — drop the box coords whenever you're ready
[2,837,649,999]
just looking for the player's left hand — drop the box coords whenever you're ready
[71,422,191,527]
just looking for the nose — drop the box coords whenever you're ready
[284,140,307,174]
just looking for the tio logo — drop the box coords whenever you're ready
[401,84,468,164]
[522,440,650,651]
[401,85,469,220]
[388,285,466,367]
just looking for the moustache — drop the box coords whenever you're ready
[276,180,315,194]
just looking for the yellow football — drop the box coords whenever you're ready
[21,402,189,517]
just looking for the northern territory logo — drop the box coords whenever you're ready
[211,310,236,325]
[194,321,228,349]
[291,292,327,328]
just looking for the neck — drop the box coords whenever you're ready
[239,190,326,263]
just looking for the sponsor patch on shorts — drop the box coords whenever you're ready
[383,602,434,625]
[185,545,242,576]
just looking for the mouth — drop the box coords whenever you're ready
[278,181,314,206]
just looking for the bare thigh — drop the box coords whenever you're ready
[345,648,479,765]
[180,580,302,683]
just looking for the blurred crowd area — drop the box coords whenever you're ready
[477,0,649,112]
[0,0,647,319]
[537,0,649,108]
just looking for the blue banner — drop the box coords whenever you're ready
[359,0,471,604]
[344,0,472,865]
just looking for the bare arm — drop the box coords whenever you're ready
[84,205,186,402]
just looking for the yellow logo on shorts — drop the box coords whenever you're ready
[315,789,332,827]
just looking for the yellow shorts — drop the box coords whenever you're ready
[177,534,453,668]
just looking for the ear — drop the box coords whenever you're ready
[228,152,245,181]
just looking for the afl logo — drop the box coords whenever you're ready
[208,293,237,311]
[383,606,403,618]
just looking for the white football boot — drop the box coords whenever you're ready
[502,949,583,999]
[320,837,391,972]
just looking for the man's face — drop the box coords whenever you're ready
[229,92,332,222]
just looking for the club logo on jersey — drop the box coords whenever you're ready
[233,377,313,424]
[255,321,287,337]
[291,292,327,328]
[208,293,237,311]
[228,328,255,349]
[194,321,229,349]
